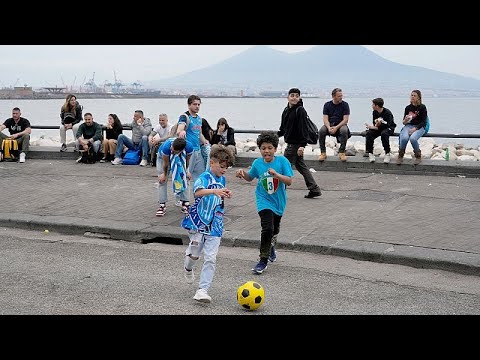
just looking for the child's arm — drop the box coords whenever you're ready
[268,168,293,186]
[236,169,253,182]
[195,188,232,198]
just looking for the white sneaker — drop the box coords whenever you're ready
[184,268,194,284]
[369,153,375,163]
[111,157,123,165]
[139,159,148,167]
[75,155,83,163]
[19,152,26,163]
[384,153,391,163]
[193,288,211,303]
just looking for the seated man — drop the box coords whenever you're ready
[112,110,152,166]
[364,98,396,163]
[156,137,193,217]
[0,107,31,163]
[148,113,173,166]
[318,88,351,162]
[75,112,103,163]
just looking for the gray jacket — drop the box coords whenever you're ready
[130,118,152,144]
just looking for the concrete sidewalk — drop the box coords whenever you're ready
[1,153,479,276]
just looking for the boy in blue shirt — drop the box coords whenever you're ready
[156,137,193,217]
[236,132,294,274]
[182,144,235,303]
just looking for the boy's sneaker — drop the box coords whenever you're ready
[268,245,277,262]
[184,268,194,284]
[193,288,211,303]
[139,159,148,166]
[369,153,375,163]
[384,153,391,163]
[181,201,190,214]
[252,259,268,274]
[111,157,123,165]
[19,152,26,163]
[60,143,67,152]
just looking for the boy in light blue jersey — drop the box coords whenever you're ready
[182,144,235,303]
[236,132,293,274]
[155,137,193,217]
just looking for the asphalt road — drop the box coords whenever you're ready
[1,227,479,315]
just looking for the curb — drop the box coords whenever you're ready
[2,214,479,277]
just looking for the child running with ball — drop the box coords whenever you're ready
[182,144,235,303]
[236,132,293,274]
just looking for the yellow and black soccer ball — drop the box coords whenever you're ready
[236,281,265,311]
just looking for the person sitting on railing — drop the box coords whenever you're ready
[111,109,152,166]
[59,94,83,152]
[397,89,428,166]
[364,98,396,164]
[75,112,103,163]
[0,107,31,163]
[212,117,236,155]
[318,88,351,162]
[148,113,173,166]
[99,114,123,163]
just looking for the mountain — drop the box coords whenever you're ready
[146,45,480,97]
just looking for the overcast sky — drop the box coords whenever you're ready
[0,45,478,88]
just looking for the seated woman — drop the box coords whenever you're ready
[397,89,428,166]
[211,117,236,155]
[100,114,123,162]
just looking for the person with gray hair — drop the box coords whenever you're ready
[111,109,152,166]
[148,113,173,166]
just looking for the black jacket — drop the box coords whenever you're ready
[212,127,236,146]
[278,99,309,146]
[60,101,83,125]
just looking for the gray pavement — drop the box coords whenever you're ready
[1,148,480,276]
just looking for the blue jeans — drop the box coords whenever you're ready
[115,134,149,160]
[188,149,206,189]
[399,124,425,152]
[156,155,189,204]
[184,231,221,291]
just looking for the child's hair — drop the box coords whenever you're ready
[257,131,279,148]
[210,144,235,167]
[172,137,187,151]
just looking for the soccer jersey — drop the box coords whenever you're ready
[248,155,293,216]
[181,170,227,236]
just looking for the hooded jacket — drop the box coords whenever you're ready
[278,98,309,147]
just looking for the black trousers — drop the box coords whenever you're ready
[365,128,392,154]
[284,143,320,192]
[258,209,282,260]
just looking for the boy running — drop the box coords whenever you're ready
[182,144,235,303]
[236,132,293,274]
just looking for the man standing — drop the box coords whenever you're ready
[75,112,103,163]
[318,88,351,162]
[0,107,31,163]
[278,88,321,199]
[176,95,210,187]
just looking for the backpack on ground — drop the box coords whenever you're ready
[79,143,97,164]
[1,138,20,161]
[296,107,319,145]
[122,148,142,165]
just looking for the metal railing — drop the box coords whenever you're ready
[30,125,480,140]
